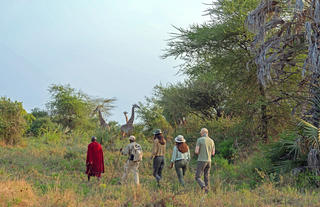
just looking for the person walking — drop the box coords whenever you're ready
[120,135,142,185]
[151,129,166,186]
[169,135,190,186]
[86,136,105,181]
[195,128,215,193]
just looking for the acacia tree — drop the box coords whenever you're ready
[163,0,281,142]
[155,76,227,123]
[246,0,320,126]
[47,84,95,131]
[246,0,320,170]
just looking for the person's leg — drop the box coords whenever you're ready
[195,161,206,188]
[175,160,185,185]
[158,156,164,180]
[203,162,211,188]
[132,162,140,185]
[182,159,187,176]
[121,160,129,184]
[153,157,161,182]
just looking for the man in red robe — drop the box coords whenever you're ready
[86,136,104,181]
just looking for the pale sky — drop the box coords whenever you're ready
[0,0,210,123]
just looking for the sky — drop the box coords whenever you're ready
[0,0,210,123]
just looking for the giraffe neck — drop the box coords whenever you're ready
[124,114,128,123]
[128,106,135,124]
[99,110,106,125]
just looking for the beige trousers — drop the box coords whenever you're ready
[121,160,140,185]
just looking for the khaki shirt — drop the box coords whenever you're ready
[152,139,166,157]
[122,142,136,159]
[196,136,215,162]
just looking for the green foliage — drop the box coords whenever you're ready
[47,84,96,132]
[213,152,272,189]
[28,117,59,137]
[26,108,58,137]
[266,131,307,173]
[217,139,237,161]
[155,76,227,122]
[31,107,49,118]
[137,98,173,137]
[0,97,27,144]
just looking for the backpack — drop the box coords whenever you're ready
[131,143,143,162]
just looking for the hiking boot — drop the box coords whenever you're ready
[201,186,209,194]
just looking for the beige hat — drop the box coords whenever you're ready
[174,135,186,143]
[129,135,136,141]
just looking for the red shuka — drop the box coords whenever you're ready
[86,141,104,177]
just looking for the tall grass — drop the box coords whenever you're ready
[1,134,320,206]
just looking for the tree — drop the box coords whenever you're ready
[92,98,116,130]
[137,98,173,136]
[47,84,95,131]
[246,0,320,127]
[155,76,227,124]
[0,97,27,144]
[163,0,282,142]
[27,108,58,137]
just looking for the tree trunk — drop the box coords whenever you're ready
[310,72,320,128]
[259,83,268,143]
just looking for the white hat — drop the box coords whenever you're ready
[174,135,186,143]
[129,136,136,141]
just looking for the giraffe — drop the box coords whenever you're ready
[94,106,110,131]
[120,104,140,138]
[123,111,128,124]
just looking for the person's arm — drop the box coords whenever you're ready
[86,145,92,165]
[151,139,158,158]
[195,139,200,155]
[212,142,215,156]
[171,146,177,163]
[187,149,191,161]
[122,145,130,155]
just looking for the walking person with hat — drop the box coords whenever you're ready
[151,129,166,186]
[169,135,190,186]
[120,135,142,185]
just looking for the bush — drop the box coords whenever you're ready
[216,138,237,162]
[0,97,27,144]
[265,131,307,173]
[28,117,59,137]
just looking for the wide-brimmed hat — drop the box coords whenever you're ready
[153,129,162,135]
[129,135,136,141]
[175,135,186,143]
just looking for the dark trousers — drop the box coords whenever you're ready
[195,161,211,188]
[153,156,164,182]
[175,159,188,185]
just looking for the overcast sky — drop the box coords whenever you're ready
[0,0,210,123]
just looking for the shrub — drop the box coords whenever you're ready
[266,131,307,173]
[216,138,237,162]
[0,97,27,144]
[28,117,59,137]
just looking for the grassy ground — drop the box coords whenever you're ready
[1,135,320,207]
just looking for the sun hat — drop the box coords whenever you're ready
[174,135,186,143]
[153,129,162,135]
[129,135,136,141]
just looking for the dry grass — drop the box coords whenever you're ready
[1,137,320,207]
[0,180,37,207]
